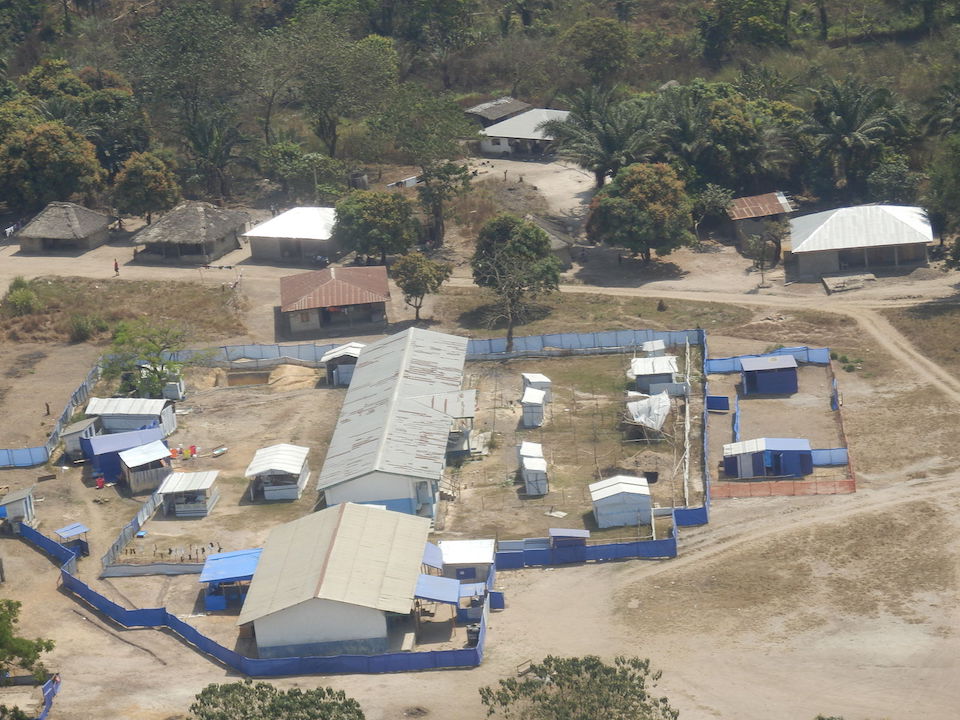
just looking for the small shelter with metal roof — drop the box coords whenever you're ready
[629,356,679,394]
[244,207,337,262]
[85,396,177,437]
[244,443,310,501]
[199,547,262,611]
[279,266,390,336]
[237,502,432,657]
[740,355,798,395]
[479,108,570,155]
[521,372,552,402]
[589,475,652,529]
[0,486,35,526]
[118,440,172,494]
[133,201,247,264]
[157,471,220,517]
[722,438,813,479]
[438,539,496,582]
[785,204,931,278]
[16,202,111,253]
[54,522,90,557]
[321,342,366,386]
[317,328,469,518]
[520,455,548,495]
[520,386,546,428]
[81,426,165,482]
[60,416,102,461]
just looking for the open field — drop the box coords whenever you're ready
[882,301,960,375]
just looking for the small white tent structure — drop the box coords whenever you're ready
[118,440,172,494]
[321,342,365,386]
[521,386,546,428]
[245,444,311,501]
[589,475,651,528]
[0,486,36,526]
[521,373,552,402]
[521,455,548,495]
[516,440,543,463]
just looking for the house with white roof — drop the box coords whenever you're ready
[479,108,570,155]
[785,204,931,278]
[589,475,652,528]
[316,328,470,518]
[243,207,337,263]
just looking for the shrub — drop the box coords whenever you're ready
[838,355,849,364]
[843,364,855,372]
[830,351,838,360]
[68,313,108,343]
[8,276,29,292]
[5,287,42,316]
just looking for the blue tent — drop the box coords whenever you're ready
[80,426,165,482]
[723,438,813,478]
[741,355,798,395]
[200,548,262,611]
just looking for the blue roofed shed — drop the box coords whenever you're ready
[80,427,166,482]
[740,355,798,395]
[723,438,813,478]
[200,548,263,611]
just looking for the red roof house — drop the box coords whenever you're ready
[279,266,390,337]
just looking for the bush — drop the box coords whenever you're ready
[843,364,856,372]
[68,313,108,343]
[830,351,838,360]
[8,276,29,292]
[5,287,42,316]
[838,355,849,364]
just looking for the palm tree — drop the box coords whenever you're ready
[923,80,960,136]
[538,86,660,188]
[804,77,906,192]
[182,111,252,202]
[651,84,713,173]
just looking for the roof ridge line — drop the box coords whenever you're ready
[315,502,347,599]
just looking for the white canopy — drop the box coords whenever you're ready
[518,441,543,458]
[521,372,551,384]
[118,440,170,468]
[589,475,650,502]
[243,207,336,241]
[522,456,547,472]
[438,539,496,566]
[245,444,309,477]
[320,342,366,364]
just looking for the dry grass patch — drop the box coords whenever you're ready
[882,302,960,376]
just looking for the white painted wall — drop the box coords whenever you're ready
[481,137,511,154]
[323,471,419,508]
[254,598,386,654]
[98,406,176,437]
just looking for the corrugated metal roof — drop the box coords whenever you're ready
[0,486,34,506]
[244,444,309,477]
[199,548,262,584]
[86,397,171,416]
[420,389,475,419]
[728,192,794,220]
[522,456,547,472]
[415,573,461,604]
[118,440,170,468]
[280,266,390,312]
[521,387,545,405]
[243,207,336,241]
[549,528,590,538]
[317,328,468,489]
[61,417,98,435]
[55,522,90,539]
[630,356,678,377]
[320,342,366,364]
[790,205,932,254]
[723,438,812,456]
[641,339,665,353]
[521,373,550,384]
[519,441,543,458]
[158,471,219,494]
[589,475,650,502]
[438,539,495,565]
[481,108,570,141]
[237,503,431,624]
[465,97,532,122]
[740,355,797,371]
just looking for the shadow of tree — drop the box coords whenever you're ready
[456,302,552,331]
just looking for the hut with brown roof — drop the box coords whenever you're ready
[279,265,390,337]
[133,201,247,264]
[16,202,111,253]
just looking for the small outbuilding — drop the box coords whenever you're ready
[479,108,570,155]
[321,342,366,386]
[237,503,431,657]
[589,475,652,529]
[16,202,110,253]
[157,471,221,517]
[520,386,546,428]
[134,201,247,264]
[60,416,102,461]
[727,192,795,255]
[740,355,798,395]
[0,486,36,527]
[244,443,311,501]
[243,207,337,263]
[279,266,390,336]
[521,372,552,402]
[520,455,548,495]
[465,97,532,128]
[438,539,496,582]
[118,440,173,494]
[722,438,813,479]
[516,440,543,464]
[630,356,679,394]
[199,547,262,611]
[81,426,165,482]
[54,522,90,557]
[85,397,177,437]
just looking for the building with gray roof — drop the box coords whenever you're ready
[133,201,247,264]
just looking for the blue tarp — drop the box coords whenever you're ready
[422,541,443,570]
[415,574,461,605]
[199,548,262,584]
[54,523,90,539]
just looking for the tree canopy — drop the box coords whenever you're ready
[0,599,54,685]
[113,152,180,224]
[391,251,453,320]
[332,190,419,262]
[101,318,190,398]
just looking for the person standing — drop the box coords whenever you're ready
[114,258,119,276]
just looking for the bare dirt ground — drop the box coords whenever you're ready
[4,159,960,719]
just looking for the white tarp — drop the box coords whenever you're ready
[625,391,671,431]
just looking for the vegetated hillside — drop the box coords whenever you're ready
[2,0,960,249]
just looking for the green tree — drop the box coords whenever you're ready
[745,232,769,285]
[693,183,735,242]
[417,162,472,246]
[804,76,907,195]
[113,152,181,224]
[479,655,678,720]
[538,86,659,188]
[924,134,960,242]
[0,120,103,212]
[259,142,346,203]
[923,79,960,137]
[586,163,694,263]
[391,251,452,320]
[867,155,920,205]
[471,214,561,351]
[332,190,418,262]
[102,319,189,398]
[0,599,54,684]
[190,680,364,720]
[562,18,633,84]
